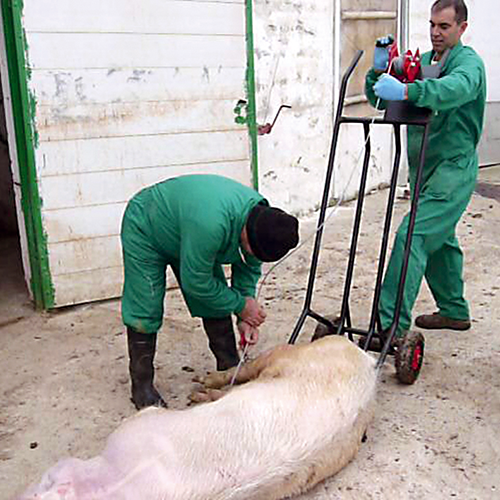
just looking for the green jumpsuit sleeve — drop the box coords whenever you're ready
[407,52,485,111]
[231,252,262,300]
[179,219,246,317]
[365,68,387,110]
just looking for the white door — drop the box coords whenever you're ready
[21,0,254,306]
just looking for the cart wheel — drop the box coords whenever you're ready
[311,315,341,342]
[395,331,425,384]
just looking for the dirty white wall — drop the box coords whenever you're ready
[252,0,335,215]
[254,0,397,216]
[22,0,251,306]
[409,0,500,166]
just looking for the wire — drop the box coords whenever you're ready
[229,96,382,385]
[263,54,282,123]
[230,34,397,381]
[230,342,250,386]
[256,97,382,302]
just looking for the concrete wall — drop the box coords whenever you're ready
[252,0,335,215]
[254,0,398,216]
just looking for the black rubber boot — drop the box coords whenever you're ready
[202,317,240,371]
[127,327,167,410]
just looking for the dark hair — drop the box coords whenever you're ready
[432,0,468,23]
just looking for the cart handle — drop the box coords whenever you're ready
[336,50,364,118]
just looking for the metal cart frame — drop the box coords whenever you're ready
[288,51,432,381]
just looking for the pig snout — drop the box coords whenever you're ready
[16,457,117,500]
[16,458,79,500]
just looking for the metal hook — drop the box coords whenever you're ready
[258,105,292,135]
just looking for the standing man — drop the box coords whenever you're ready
[365,0,486,342]
[121,174,299,409]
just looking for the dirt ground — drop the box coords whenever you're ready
[1,168,500,499]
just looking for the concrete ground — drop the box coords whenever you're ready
[1,166,500,499]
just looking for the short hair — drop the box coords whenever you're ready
[431,0,468,24]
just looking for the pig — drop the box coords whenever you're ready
[16,335,377,500]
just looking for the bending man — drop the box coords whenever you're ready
[121,174,299,409]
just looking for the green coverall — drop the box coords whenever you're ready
[365,41,487,333]
[121,174,265,334]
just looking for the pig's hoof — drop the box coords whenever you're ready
[189,390,210,404]
[202,372,228,389]
[189,388,225,404]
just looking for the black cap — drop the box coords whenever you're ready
[246,204,299,262]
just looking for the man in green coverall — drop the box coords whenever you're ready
[121,174,299,409]
[365,0,486,342]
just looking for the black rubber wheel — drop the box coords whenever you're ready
[395,330,425,384]
[311,315,341,342]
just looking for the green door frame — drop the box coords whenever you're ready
[1,0,53,309]
[245,0,259,190]
[0,0,255,309]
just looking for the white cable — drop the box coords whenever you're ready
[234,49,389,371]
[232,39,395,378]
[256,97,382,302]
[230,342,250,386]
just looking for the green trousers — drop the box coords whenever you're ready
[121,195,228,334]
[379,155,478,333]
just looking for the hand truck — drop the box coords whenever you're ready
[288,50,432,384]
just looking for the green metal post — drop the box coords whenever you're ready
[245,0,259,190]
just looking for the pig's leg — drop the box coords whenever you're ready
[197,344,294,389]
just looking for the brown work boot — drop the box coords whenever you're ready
[415,312,471,331]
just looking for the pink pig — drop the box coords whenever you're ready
[17,335,377,500]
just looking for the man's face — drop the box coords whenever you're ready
[430,6,468,55]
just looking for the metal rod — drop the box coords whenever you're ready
[338,122,371,332]
[343,326,378,337]
[308,310,334,326]
[288,51,364,345]
[270,104,292,128]
[289,310,308,344]
[377,122,431,367]
[367,124,402,345]
[341,117,429,127]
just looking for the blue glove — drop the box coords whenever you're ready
[373,35,393,71]
[374,74,406,101]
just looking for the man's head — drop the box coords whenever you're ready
[430,0,468,56]
[244,204,299,262]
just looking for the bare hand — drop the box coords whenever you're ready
[237,321,259,349]
[239,298,266,327]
